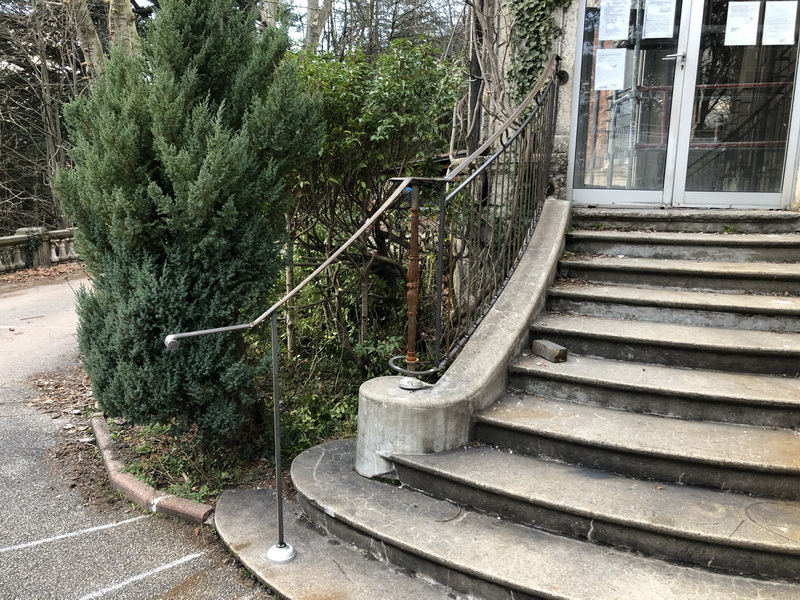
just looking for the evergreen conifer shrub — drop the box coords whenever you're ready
[54,0,320,444]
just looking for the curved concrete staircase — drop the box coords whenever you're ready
[222,208,800,599]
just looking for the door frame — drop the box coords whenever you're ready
[566,0,800,209]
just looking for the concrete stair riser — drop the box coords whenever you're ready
[558,262,800,295]
[567,239,800,263]
[511,354,800,409]
[292,441,800,599]
[507,372,800,428]
[474,423,800,500]
[393,460,800,581]
[530,326,800,376]
[566,230,800,258]
[570,209,800,234]
[547,295,800,332]
[296,495,534,600]
[571,221,800,234]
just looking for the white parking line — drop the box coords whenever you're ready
[0,516,146,554]
[75,552,204,600]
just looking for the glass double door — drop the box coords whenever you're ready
[570,0,800,207]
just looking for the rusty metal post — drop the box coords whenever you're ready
[404,184,422,371]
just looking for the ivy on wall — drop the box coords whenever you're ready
[508,0,573,98]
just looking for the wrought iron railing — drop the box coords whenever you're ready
[389,56,564,377]
[163,54,563,561]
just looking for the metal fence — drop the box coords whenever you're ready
[390,57,563,376]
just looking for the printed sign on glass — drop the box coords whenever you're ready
[595,48,627,90]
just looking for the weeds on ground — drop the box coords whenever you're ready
[114,420,274,504]
[109,350,364,504]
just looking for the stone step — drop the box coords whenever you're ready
[570,208,800,233]
[392,446,800,581]
[558,256,800,294]
[567,230,800,262]
[532,313,800,376]
[215,488,462,600]
[292,439,800,600]
[547,282,800,331]
[508,353,800,428]
[474,395,800,499]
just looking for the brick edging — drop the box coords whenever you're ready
[90,414,215,525]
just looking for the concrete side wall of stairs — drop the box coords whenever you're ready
[354,199,572,478]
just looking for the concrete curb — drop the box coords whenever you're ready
[90,414,215,525]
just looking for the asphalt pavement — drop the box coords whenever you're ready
[0,273,272,600]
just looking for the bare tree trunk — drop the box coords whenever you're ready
[109,0,141,56]
[69,0,107,80]
[306,0,333,51]
[467,3,483,154]
[360,251,377,344]
[368,0,379,55]
[69,0,140,82]
[285,238,297,357]
[33,8,67,225]
[305,0,321,50]
[260,0,277,28]
[334,281,368,378]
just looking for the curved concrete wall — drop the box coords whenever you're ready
[355,198,572,477]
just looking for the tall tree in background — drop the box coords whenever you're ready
[0,0,84,233]
[54,0,320,443]
[68,0,144,80]
[0,0,146,234]
[301,0,465,58]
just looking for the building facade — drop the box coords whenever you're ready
[556,0,800,209]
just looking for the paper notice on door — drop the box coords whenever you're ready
[725,2,760,45]
[643,0,677,38]
[595,48,627,90]
[600,0,631,40]
[763,1,797,45]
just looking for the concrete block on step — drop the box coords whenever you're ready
[532,339,568,363]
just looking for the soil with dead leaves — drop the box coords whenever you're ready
[0,262,86,291]
[28,365,126,511]
[28,362,284,510]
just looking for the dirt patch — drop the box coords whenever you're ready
[0,263,87,293]
[28,361,293,509]
[28,364,126,512]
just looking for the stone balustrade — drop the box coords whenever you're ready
[0,227,79,273]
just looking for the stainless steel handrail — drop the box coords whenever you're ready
[162,177,413,563]
[163,177,413,350]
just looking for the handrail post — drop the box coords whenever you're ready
[404,183,422,372]
[266,312,296,564]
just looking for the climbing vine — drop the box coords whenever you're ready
[508,0,573,98]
